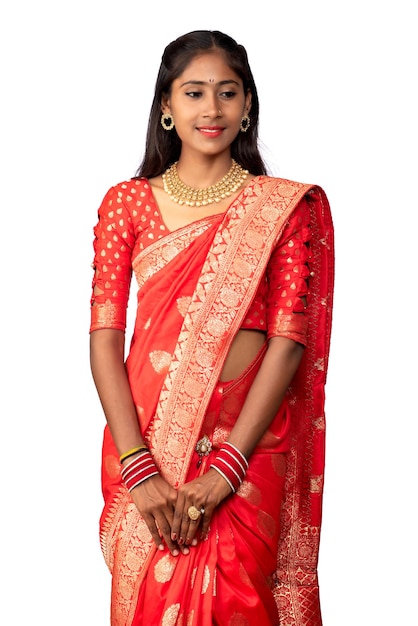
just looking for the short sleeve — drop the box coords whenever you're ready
[90,185,136,332]
[266,197,312,345]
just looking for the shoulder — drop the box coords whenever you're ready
[246,175,316,204]
[256,175,329,206]
[260,174,314,191]
[98,177,154,212]
[108,177,153,199]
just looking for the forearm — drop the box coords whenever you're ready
[227,336,304,459]
[90,328,145,456]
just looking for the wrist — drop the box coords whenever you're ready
[210,441,248,493]
[119,444,149,464]
[121,449,159,491]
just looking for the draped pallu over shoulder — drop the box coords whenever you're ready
[149,177,334,625]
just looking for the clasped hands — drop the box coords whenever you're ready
[130,468,232,556]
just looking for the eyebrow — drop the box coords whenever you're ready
[179,79,240,88]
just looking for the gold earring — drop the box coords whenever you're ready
[161,113,174,130]
[240,115,250,132]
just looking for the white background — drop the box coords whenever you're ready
[1,1,416,624]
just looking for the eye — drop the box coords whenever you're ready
[185,91,202,98]
[220,90,237,99]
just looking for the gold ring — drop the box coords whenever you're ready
[188,505,203,521]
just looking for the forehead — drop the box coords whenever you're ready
[174,50,242,85]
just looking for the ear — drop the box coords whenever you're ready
[161,96,171,114]
[244,90,252,115]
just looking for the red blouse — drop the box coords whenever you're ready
[90,179,311,345]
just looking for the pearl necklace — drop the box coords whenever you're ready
[162,160,249,207]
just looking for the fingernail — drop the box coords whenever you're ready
[183,547,189,555]
[158,543,165,551]
[172,549,179,557]
[192,538,198,546]
[178,537,184,545]
[171,533,177,541]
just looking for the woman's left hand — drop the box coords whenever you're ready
[171,468,232,547]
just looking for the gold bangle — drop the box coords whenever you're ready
[119,445,148,464]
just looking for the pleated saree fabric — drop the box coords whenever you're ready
[90,176,334,625]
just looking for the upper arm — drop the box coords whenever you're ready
[90,185,135,333]
[266,197,312,345]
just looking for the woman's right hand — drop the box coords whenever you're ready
[130,474,183,556]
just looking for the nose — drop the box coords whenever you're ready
[203,94,222,118]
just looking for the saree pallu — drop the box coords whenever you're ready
[98,177,334,625]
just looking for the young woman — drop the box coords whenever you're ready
[90,30,334,626]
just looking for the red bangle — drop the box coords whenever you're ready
[121,450,159,492]
[210,442,248,493]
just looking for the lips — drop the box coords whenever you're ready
[197,126,224,137]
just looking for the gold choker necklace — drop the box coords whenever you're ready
[162,160,249,207]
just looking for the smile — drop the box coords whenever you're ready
[197,126,224,137]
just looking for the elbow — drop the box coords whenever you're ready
[268,335,305,367]
[90,329,125,370]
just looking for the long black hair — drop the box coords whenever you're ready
[135,30,268,179]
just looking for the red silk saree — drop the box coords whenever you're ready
[91,176,334,625]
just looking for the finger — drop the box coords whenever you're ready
[171,492,186,542]
[182,505,205,545]
[177,508,192,546]
[143,513,165,549]
[185,516,201,546]
[200,510,212,540]
[146,513,179,556]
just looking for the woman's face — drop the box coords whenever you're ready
[162,50,251,159]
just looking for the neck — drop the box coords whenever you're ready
[162,159,248,208]
[175,153,233,188]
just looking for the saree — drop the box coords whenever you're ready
[92,176,334,625]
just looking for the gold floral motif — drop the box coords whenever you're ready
[202,565,211,593]
[162,244,180,262]
[183,376,204,398]
[120,578,133,600]
[219,287,240,308]
[104,454,121,479]
[261,206,281,222]
[313,415,325,430]
[257,508,276,539]
[277,184,296,198]
[195,348,216,369]
[232,258,251,278]
[125,549,142,573]
[162,603,181,626]
[175,409,192,427]
[239,562,251,586]
[154,554,175,583]
[243,229,263,249]
[206,317,226,338]
[176,296,192,317]
[149,350,172,374]
[310,475,323,493]
[191,566,197,588]
[271,454,287,476]
[236,480,262,505]
[229,612,251,625]
[94,301,119,327]
[168,437,186,458]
